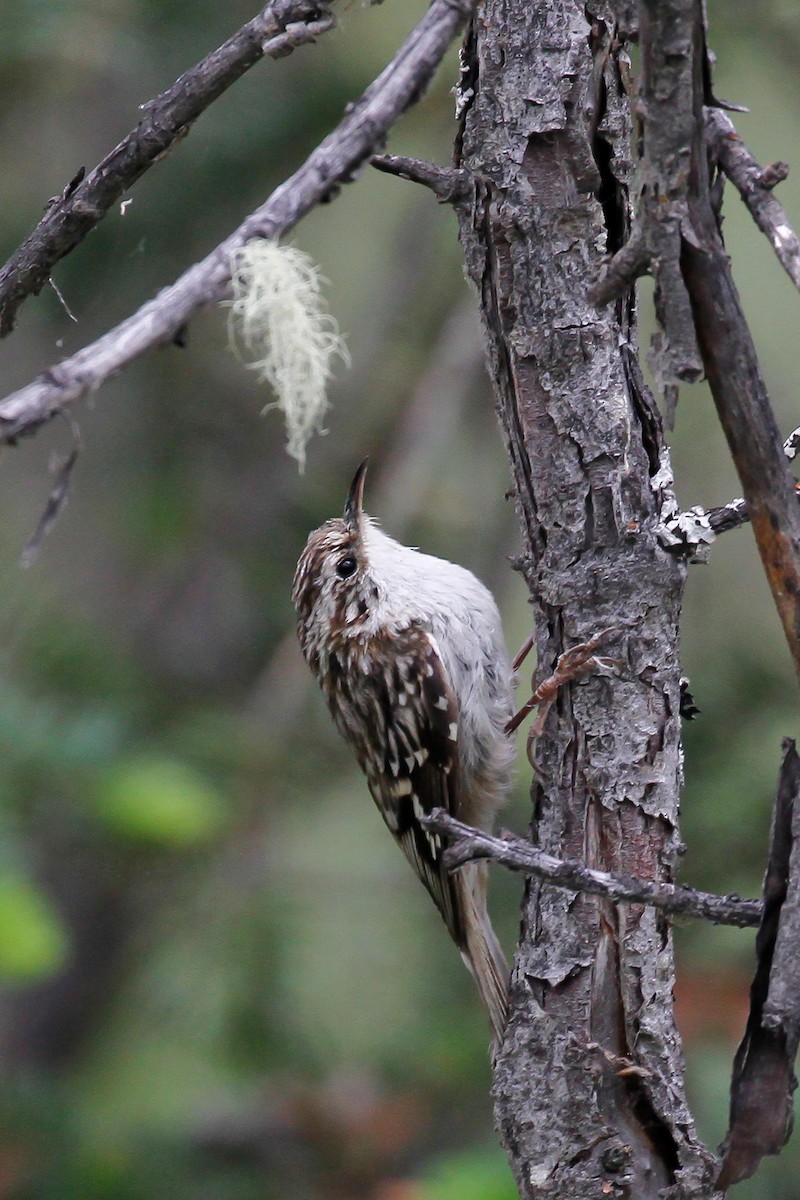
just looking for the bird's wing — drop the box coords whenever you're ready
[332,624,465,945]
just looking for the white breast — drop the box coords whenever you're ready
[361,521,515,806]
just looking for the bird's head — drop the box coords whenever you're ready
[292,459,377,649]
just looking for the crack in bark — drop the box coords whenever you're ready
[477,182,543,562]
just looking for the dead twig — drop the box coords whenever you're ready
[708,107,800,295]
[421,809,762,928]
[371,154,469,202]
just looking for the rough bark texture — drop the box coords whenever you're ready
[452,3,717,1195]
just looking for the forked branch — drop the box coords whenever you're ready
[0,0,337,337]
[0,0,472,445]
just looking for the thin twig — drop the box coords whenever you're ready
[422,810,762,928]
[659,427,800,555]
[708,107,800,294]
[0,0,338,338]
[0,0,473,445]
[511,632,535,673]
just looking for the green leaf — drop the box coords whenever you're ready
[0,875,69,983]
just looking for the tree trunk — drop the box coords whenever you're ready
[453,2,718,1195]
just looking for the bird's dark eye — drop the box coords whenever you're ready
[336,555,358,579]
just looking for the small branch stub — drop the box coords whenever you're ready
[371,154,470,202]
[658,429,800,557]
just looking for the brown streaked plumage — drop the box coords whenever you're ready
[293,462,514,1042]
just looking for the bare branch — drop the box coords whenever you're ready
[0,0,338,338]
[422,810,762,929]
[682,197,800,679]
[708,107,800,294]
[0,0,473,445]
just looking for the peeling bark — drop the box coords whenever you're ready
[452,3,717,1195]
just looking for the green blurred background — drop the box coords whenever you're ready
[1,2,800,1196]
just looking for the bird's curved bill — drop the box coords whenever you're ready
[343,458,369,526]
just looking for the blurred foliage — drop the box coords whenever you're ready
[1,0,800,1197]
[93,757,228,845]
[0,875,68,985]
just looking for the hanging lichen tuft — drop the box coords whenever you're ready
[227,240,350,471]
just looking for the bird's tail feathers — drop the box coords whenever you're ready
[457,864,509,1044]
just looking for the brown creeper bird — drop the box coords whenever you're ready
[293,461,514,1041]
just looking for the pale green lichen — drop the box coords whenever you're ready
[227,240,349,471]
